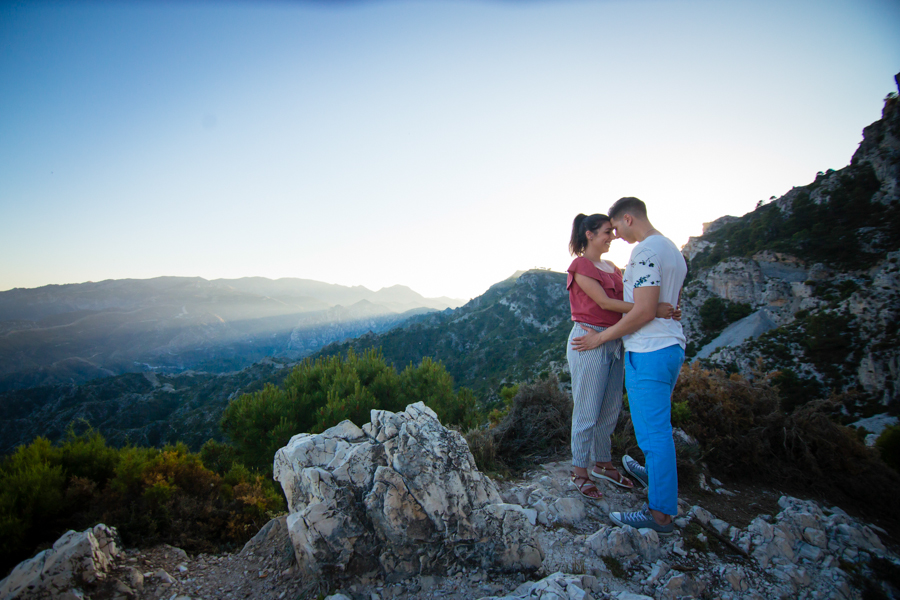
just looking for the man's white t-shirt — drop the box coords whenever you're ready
[622,234,688,353]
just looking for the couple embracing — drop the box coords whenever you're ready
[565,197,687,536]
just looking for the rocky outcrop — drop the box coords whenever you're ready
[0,524,121,600]
[679,88,900,411]
[683,170,899,409]
[684,248,900,405]
[273,402,543,582]
[480,571,604,600]
[851,90,900,204]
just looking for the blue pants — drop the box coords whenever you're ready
[625,344,684,516]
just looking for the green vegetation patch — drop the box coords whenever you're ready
[745,309,862,397]
[221,349,479,473]
[601,555,627,579]
[690,163,895,271]
[0,428,282,578]
[685,297,753,358]
[699,297,754,333]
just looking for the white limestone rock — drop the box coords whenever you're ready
[479,571,594,600]
[549,498,586,526]
[274,402,543,581]
[586,525,660,562]
[0,524,121,600]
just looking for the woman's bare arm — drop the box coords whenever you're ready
[574,273,674,318]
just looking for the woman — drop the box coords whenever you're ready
[566,213,675,500]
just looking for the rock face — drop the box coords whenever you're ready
[681,92,900,410]
[273,402,543,582]
[0,524,120,599]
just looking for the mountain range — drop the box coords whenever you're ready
[0,276,463,392]
[1,90,898,455]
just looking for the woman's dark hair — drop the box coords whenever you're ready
[569,213,610,256]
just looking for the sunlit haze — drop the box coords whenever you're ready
[1,0,898,300]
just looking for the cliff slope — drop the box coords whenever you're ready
[681,93,900,410]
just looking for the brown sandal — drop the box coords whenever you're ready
[590,465,634,489]
[571,474,603,501]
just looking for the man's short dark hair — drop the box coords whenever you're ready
[608,197,647,220]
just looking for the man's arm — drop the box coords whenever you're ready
[573,273,633,313]
[571,286,660,351]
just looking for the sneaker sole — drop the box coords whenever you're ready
[622,460,649,489]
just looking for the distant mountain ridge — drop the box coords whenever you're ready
[0,270,570,454]
[315,269,571,399]
[0,276,464,392]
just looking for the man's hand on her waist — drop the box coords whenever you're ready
[571,328,605,352]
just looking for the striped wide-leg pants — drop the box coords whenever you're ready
[566,322,625,469]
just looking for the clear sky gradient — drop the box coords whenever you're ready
[2,0,898,300]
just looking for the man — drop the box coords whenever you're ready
[571,196,687,535]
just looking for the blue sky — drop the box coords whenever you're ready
[1,0,898,300]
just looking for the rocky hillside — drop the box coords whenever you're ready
[680,92,900,411]
[0,276,461,392]
[315,269,572,400]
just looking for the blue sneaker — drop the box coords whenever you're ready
[609,508,674,536]
[622,455,648,489]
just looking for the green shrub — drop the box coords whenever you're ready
[672,363,900,524]
[671,400,692,427]
[200,439,241,475]
[0,430,283,577]
[488,384,519,426]
[699,297,753,333]
[221,349,480,472]
[0,439,66,563]
[876,425,900,473]
[482,376,572,471]
[772,368,824,413]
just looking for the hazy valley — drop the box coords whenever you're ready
[0,276,462,393]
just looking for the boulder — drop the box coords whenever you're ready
[586,525,660,562]
[273,402,543,581]
[0,524,121,600]
[479,571,598,600]
[661,573,706,599]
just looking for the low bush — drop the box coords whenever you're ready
[876,425,900,473]
[474,375,573,471]
[0,430,282,577]
[673,363,900,526]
